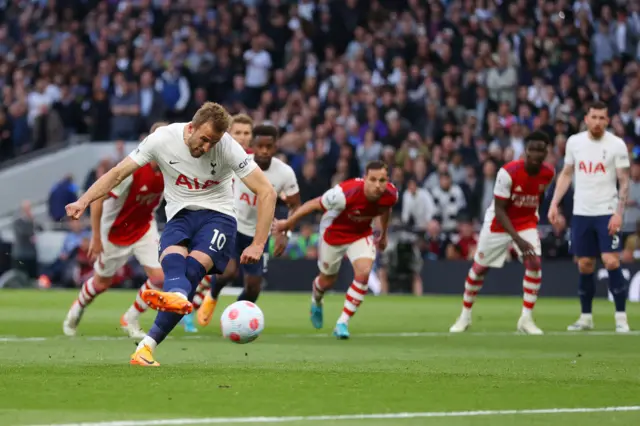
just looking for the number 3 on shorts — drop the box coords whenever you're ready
[209,229,227,252]
[612,234,620,250]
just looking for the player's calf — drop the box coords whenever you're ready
[602,253,630,332]
[238,276,262,303]
[517,257,543,335]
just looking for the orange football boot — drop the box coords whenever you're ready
[141,289,193,315]
[130,344,160,367]
[197,293,218,327]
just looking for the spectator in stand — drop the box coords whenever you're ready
[401,178,435,232]
[422,219,449,261]
[446,216,478,261]
[48,175,79,223]
[623,160,640,233]
[431,171,466,233]
[12,201,40,279]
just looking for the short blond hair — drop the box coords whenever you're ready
[150,121,169,133]
[231,113,253,127]
[192,102,230,133]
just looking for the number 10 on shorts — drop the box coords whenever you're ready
[209,229,227,252]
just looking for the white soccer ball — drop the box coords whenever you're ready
[220,301,265,344]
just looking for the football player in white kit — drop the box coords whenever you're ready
[65,102,277,365]
[549,101,631,332]
[195,123,301,327]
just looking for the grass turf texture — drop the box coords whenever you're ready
[0,290,639,426]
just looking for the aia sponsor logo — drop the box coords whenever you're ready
[578,161,606,174]
[175,174,220,190]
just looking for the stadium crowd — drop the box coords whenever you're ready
[4,0,640,287]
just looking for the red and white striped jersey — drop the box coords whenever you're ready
[483,160,555,233]
[319,178,398,246]
[103,164,164,246]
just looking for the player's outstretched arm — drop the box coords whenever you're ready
[277,197,323,232]
[87,195,107,260]
[548,164,573,224]
[240,167,277,248]
[67,157,141,219]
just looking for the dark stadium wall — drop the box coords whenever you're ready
[263,260,640,300]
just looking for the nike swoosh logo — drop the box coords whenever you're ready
[169,161,179,165]
[139,356,155,365]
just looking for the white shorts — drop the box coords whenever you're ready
[474,228,541,268]
[94,225,161,277]
[318,236,377,275]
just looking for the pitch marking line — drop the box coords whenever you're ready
[1,330,640,343]
[28,406,640,426]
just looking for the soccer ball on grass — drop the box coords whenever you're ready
[220,301,265,344]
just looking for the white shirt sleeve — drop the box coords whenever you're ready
[281,166,300,197]
[494,168,513,199]
[109,175,133,198]
[615,141,630,169]
[222,134,257,179]
[129,131,161,166]
[320,184,347,211]
[564,136,575,166]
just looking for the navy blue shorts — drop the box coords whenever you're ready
[570,215,621,257]
[235,231,268,277]
[160,209,237,274]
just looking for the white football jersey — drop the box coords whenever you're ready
[129,122,257,221]
[564,130,630,216]
[235,156,299,236]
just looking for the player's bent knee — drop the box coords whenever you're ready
[524,256,541,271]
[601,253,620,270]
[145,267,164,287]
[352,258,373,279]
[188,250,214,273]
[160,245,189,262]
[92,274,113,291]
[577,257,596,274]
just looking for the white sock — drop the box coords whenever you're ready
[615,312,628,322]
[580,313,593,321]
[461,307,472,317]
[521,307,533,318]
[136,335,158,352]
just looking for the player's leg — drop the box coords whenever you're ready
[567,216,599,331]
[121,228,165,338]
[197,261,238,327]
[595,216,629,332]
[132,212,236,366]
[311,240,347,329]
[237,235,268,302]
[512,229,543,335]
[449,231,507,332]
[62,241,129,336]
[333,237,377,339]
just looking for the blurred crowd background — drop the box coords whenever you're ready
[3,0,640,292]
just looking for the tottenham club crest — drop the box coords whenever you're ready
[210,162,217,175]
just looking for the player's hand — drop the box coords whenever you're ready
[88,237,103,261]
[376,234,388,251]
[608,213,622,236]
[273,233,289,257]
[65,200,88,220]
[240,243,263,264]
[273,219,290,234]
[515,237,536,260]
[547,204,559,225]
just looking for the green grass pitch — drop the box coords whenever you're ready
[1,290,640,426]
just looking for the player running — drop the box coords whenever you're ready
[274,161,398,339]
[65,102,277,366]
[450,130,554,335]
[549,101,631,332]
[194,124,301,327]
[62,122,167,339]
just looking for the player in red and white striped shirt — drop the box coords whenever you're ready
[63,123,167,339]
[274,161,398,339]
